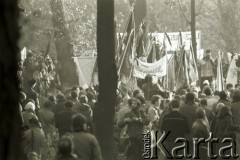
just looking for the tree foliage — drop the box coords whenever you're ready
[19,0,240,57]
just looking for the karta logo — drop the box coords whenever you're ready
[142,131,239,159]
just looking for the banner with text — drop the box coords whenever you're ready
[133,55,167,79]
[152,31,201,51]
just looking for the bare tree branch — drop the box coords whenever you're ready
[195,0,204,17]
[177,0,191,24]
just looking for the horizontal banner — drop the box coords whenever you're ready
[133,55,167,79]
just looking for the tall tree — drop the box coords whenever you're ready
[0,0,23,159]
[95,0,117,160]
[49,0,78,88]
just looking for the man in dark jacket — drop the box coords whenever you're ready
[71,113,102,160]
[118,98,150,160]
[179,92,198,129]
[161,99,190,159]
[51,93,66,115]
[55,100,76,137]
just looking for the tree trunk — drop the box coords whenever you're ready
[95,0,117,159]
[49,0,78,88]
[191,0,197,62]
[0,0,23,159]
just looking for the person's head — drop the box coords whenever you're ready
[58,135,74,157]
[200,99,207,107]
[65,100,73,108]
[71,91,78,100]
[196,107,206,119]
[19,91,26,102]
[235,84,240,90]
[219,91,227,100]
[130,98,141,111]
[48,95,56,102]
[174,95,181,102]
[44,100,54,109]
[203,87,212,96]
[71,85,80,94]
[185,92,195,104]
[232,90,240,103]
[136,94,146,106]
[205,49,211,59]
[145,74,153,84]
[56,93,65,102]
[133,89,142,98]
[86,91,95,102]
[151,95,161,107]
[79,95,88,104]
[170,99,180,111]
[71,113,87,132]
[226,83,234,92]
[218,106,232,119]
[25,102,35,112]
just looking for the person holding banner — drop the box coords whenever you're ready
[141,75,163,101]
[199,50,216,91]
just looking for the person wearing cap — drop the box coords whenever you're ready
[22,101,39,130]
[199,49,216,91]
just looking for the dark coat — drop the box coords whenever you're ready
[55,108,76,137]
[213,115,240,140]
[22,127,45,158]
[72,132,102,160]
[179,103,198,129]
[161,111,190,142]
[37,108,55,134]
[51,101,66,115]
[231,101,240,125]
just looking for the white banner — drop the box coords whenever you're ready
[133,55,167,79]
[151,31,201,51]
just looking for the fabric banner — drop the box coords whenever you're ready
[73,56,96,86]
[226,54,238,87]
[133,55,167,79]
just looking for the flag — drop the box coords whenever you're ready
[118,10,135,80]
[147,37,156,63]
[189,43,199,83]
[167,54,176,91]
[175,32,188,93]
[164,32,172,47]
[136,21,147,58]
[216,53,224,91]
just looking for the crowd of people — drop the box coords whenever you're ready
[17,49,240,160]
